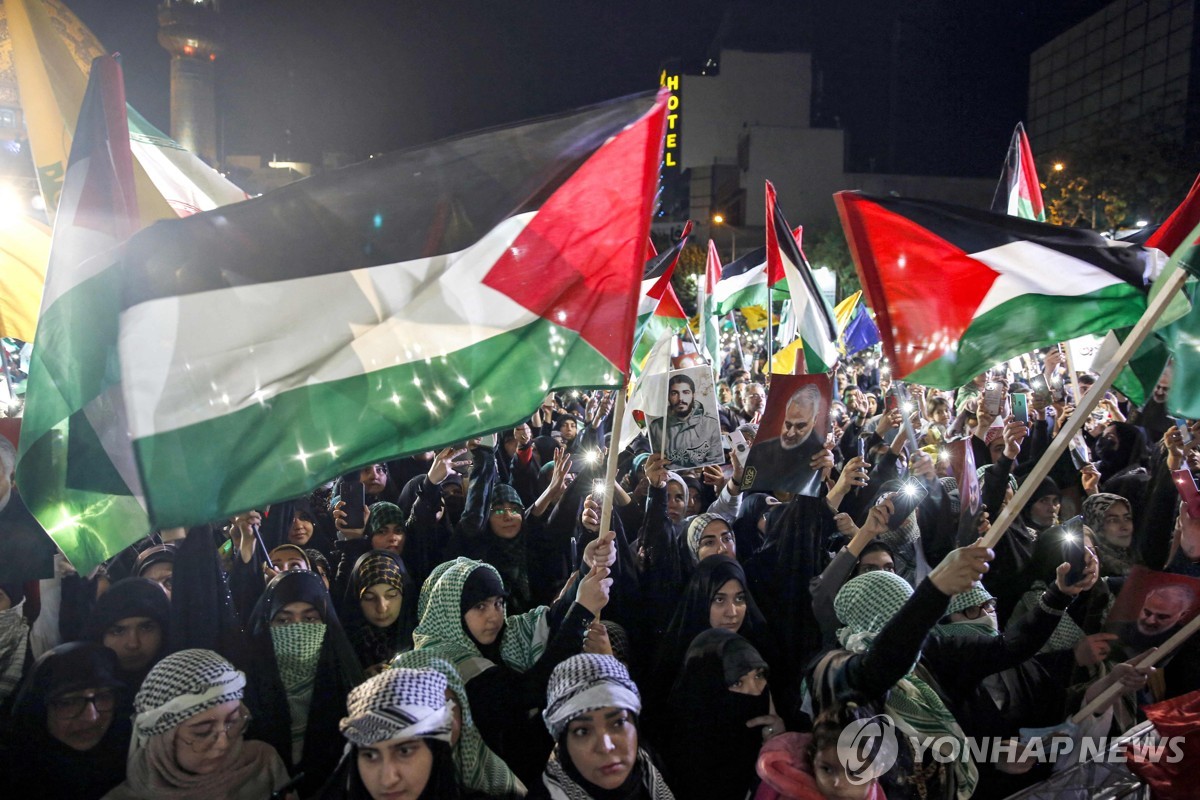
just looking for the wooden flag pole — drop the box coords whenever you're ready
[1063,341,1084,408]
[1070,611,1200,723]
[981,267,1189,550]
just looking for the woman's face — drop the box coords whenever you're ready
[463,596,506,646]
[665,481,686,524]
[813,745,874,800]
[1100,501,1134,548]
[564,706,638,791]
[46,687,116,751]
[696,521,736,561]
[357,737,433,800]
[271,601,322,627]
[288,514,314,546]
[361,582,402,628]
[1030,494,1060,527]
[728,667,767,696]
[709,579,748,633]
[173,699,245,776]
[370,524,406,555]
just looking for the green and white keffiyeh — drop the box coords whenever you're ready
[412,558,549,681]
[271,622,326,763]
[391,649,527,797]
[835,571,979,800]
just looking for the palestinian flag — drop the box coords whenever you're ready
[632,278,689,373]
[115,93,666,528]
[634,220,692,344]
[991,122,1045,222]
[697,239,722,364]
[1162,219,1200,419]
[766,182,839,373]
[835,191,1168,388]
[15,56,152,572]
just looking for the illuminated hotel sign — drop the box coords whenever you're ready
[659,68,681,171]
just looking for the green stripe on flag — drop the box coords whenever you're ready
[133,319,617,526]
[906,285,1149,389]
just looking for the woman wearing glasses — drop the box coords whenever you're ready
[3,642,130,799]
[103,648,290,800]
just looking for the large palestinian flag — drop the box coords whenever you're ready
[116,93,666,528]
[835,191,1167,388]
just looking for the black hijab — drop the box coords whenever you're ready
[245,571,364,797]
[82,577,170,691]
[3,643,131,800]
[662,629,770,800]
[1095,421,1148,483]
[732,492,776,558]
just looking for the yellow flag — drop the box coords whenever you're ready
[740,305,779,330]
[0,214,51,341]
[7,0,173,226]
[770,337,805,374]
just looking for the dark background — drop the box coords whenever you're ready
[64,0,1112,176]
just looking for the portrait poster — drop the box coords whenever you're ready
[740,373,831,496]
[646,365,724,469]
[1104,567,1200,659]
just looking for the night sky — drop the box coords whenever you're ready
[63,0,1112,178]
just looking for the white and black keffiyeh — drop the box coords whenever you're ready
[543,654,642,741]
[133,649,245,746]
[340,667,454,746]
[543,750,675,800]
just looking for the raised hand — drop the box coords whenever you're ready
[929,538,994,596]
[576,560,612,616]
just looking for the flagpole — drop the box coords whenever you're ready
[1,348,13,406]
[980,267,1189,550]
[1071,610,1200,723]
[1062,341,1083,406]
[598,384,627,537]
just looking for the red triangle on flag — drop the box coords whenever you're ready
[835,191,1000,379]
[484,94,668,372]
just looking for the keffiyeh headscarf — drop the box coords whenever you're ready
[542,656,674,800]
[354,552,405,598]
[366,502,406,537]
[132,649,246,746]
[835,572,978,800]
[112,649,288,800]
[339,668,453,746]
[686,512,727,561]
[937,584,999,639]
[391,650,528,797]
[1083,493,1137,576]
[412,558,549,681]
[543,654,642,740]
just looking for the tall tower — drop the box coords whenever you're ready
[157,0,220,165]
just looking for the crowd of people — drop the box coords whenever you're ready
[0,341,1197,799]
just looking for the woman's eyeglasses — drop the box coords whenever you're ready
[490,508,522,517]
[177,708,252,752]
[48,689,116,719]
[961,599,997,620]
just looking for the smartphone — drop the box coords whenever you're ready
[342,478,366,529]
[855,436,866,460]
[887,481,929,528]
[1030,376,1052,404]
[1172,469,1200,519]
[1176,418,1193,447]
[1011,392,1029,424]
[1060,516,1087,584]
[1069,434,1091,470]
[885,391,900,414]
[982,382,1004,416]
[1049,378,1066,403]
[729,429,750,462]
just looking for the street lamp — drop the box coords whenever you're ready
[712,212,737,260]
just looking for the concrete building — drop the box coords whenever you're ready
[669,48,993,242]
[1027,0,1198,152]
[158,0,221,166]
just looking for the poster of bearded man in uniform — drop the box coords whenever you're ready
[646,367,724,469]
